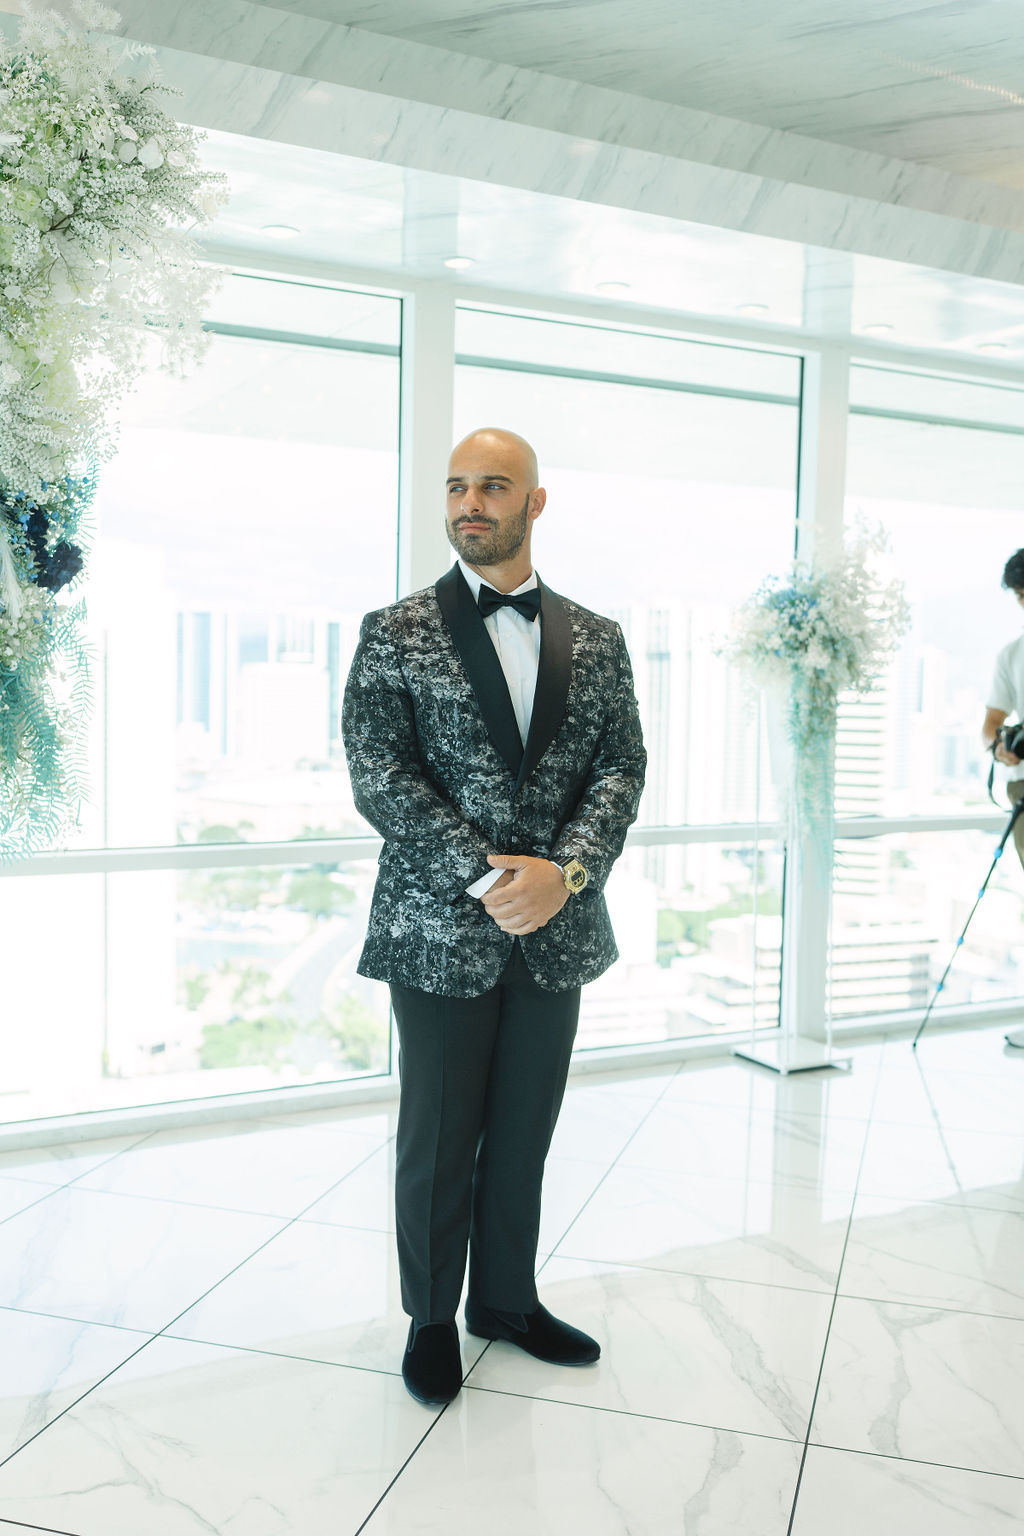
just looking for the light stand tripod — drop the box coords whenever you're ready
[913,796,1024,1049]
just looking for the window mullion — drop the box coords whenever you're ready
[781,345,852,1045]
[398,286,457,597]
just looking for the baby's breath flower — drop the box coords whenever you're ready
[717,523,911,850]
[0,0,227,856]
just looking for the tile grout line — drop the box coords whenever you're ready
[824,1289,1024,1326]
[1,1078,686,1530]
[11,1048,1011,1524]
[0,1301,152,1338]
[0,1520,83,1536]
[784,1041,889,1534]
[850,1192,1024,1216]
[154,1331,414,1383]
[12,1158,1020,1228]
[353,1056,893,1527]
[0,1131,161,1234]
[528,1062,686,1289]
[545,1252,844,1298]
[1,1296,418,1382]
[866,1115,1024,1142]
[531,1062,870,1294]
[463,1057,876,1397]
[461,1380,807,1440]
[351,1406,456,1536]
[370,1066,689,1518]
[0,1135,394,1476]
[0,1176,394,1226]
[7,1234,1018,1369]
[807,1438,1024,1484]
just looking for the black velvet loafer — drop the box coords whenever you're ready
[465,1301,600,1365]
[402,1320,463,1406]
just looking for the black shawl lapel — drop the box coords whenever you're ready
[435,564,523,780]
[516,578,572,791]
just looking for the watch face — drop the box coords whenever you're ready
[565,860,588,892]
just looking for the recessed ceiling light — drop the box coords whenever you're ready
[596,280,630,294]
[861,322,894,334]
[737,302,769,315]
[261,224,301,240]
[977,340,1010,352]
[444,256,475,270]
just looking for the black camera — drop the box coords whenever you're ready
[997,722,1024,759]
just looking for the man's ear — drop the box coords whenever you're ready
[529,487,547,521]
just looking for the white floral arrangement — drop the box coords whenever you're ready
[0,0,226,855]
[721,525,911,851]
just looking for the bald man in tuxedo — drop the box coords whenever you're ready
[343,428,646,1405]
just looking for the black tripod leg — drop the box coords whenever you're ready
[912,798,1024,1049]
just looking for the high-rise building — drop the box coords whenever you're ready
[832,622,937,1014]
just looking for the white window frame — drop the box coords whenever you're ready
[2,249,1023,1148]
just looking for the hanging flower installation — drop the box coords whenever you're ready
[0,0,225,855]
[720,524,911,870]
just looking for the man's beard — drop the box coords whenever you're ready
[446,496,530,566]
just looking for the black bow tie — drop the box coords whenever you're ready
[477,586,541,623]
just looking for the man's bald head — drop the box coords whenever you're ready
[449,428,539,489]
[445,427,547,580]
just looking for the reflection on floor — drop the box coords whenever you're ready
[0,1025,1023,1534]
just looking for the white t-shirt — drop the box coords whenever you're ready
[987,633,1024,786]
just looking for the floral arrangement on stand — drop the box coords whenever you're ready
[0,0,225,856]
[720,525,911,875]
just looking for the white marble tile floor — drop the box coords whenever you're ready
[0,1132,154,1185]
[0,1028,1020,1532]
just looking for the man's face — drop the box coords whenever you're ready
[1015,588,1024,611]
[445,440,538,566]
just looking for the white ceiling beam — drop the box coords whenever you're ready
[2,0,1020,284]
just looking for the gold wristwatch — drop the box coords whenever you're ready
[559,858,589,895]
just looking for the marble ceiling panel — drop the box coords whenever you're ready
[252,0,1024,184]
[5,0,1024,292]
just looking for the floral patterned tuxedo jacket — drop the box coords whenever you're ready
[342,563,647,997]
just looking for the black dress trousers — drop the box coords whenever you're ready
[389,939,581,1324]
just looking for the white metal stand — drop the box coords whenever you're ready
[731,814,853,1074]
[731,686,852,1078]
[731,349,855,1078]
[732,805,852,1070]
[733,1037,851,1074]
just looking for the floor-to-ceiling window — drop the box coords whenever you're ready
[832,364,1024,1021]
[0,273,401,1121]
[454,307,801,1048]
[8,271,1024,1129]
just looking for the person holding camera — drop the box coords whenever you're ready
[982,547,1024,1048]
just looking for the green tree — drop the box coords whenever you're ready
[180,864,284,916]
[178,966,211,1011]
[319,994,388,1072]
[196,820,256,843]
[298,824,347,877]
[222,962,279,1012]
[199,1012,297,1071]
[657,891,783,965]
[285,869,355,919]
[198,963,299,1071]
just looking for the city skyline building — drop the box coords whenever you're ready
[6,557,1019,1116]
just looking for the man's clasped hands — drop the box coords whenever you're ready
[479,853,571,936]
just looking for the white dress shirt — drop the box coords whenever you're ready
[457,558,543,899]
